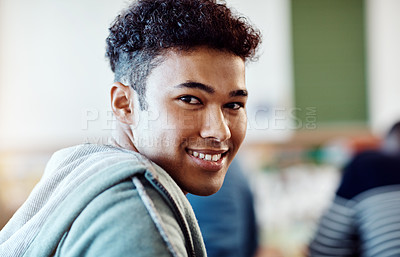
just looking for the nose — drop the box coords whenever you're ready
[199,108,231,142]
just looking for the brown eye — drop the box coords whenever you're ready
[224,102,244,110]
[179,95,201,105]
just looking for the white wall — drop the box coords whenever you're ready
[0,0,129,151]
[366,0,400,135]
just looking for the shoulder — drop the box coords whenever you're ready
[25,173,188,257]
[24,145,192,256]
[58,178,186,256]
[24,144,204,256]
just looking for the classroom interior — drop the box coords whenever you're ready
[0,0,399,256]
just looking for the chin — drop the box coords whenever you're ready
[184,181,224,196]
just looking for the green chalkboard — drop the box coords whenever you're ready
[292,0,367,127]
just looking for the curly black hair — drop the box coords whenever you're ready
[106,0,261,109]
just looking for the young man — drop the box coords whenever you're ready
[0,0,260,256]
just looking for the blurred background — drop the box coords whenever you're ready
[0,0,399,256]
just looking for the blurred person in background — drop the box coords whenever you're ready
[308,121,400,256]
[187,158,259,257]
[0,0,261,256]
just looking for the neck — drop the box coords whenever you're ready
[109,122,138,152]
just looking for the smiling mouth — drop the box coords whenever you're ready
[187,150,226,162]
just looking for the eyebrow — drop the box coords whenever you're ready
[175,81,248,97]
[175,82,215,94]
[229,89,248,98]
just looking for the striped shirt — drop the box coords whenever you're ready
[309,150,400,257]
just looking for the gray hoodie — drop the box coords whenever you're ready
[0,144,206,257]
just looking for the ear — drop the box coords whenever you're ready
[111,82,136,125]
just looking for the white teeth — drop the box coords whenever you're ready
[188,150,223,162]
[212,154,221,162]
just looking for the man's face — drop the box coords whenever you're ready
[131,47,247,196]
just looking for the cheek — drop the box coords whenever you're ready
[230,114,247,144]
[158,115,193,148]
[161,110,202,142]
